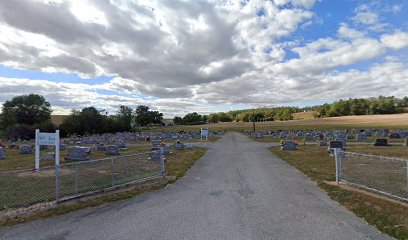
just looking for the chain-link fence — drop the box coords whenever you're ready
[335,150,408,202]
[0,152,164,210]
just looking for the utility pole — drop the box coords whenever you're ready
[252,108,256,132]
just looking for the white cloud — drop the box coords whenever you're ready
[0,0,407,117]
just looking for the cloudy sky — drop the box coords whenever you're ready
[0,0,407,117]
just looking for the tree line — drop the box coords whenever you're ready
[0,94,163,140]
[173,106,306,124]
[314,96,408,118]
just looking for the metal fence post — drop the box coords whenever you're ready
[75,165,79,195]
[111,158,115,187]
[160,154,165,176]
[55,165,60,202]
[334,148,339,184]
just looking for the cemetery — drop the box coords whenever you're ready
[0,130,222,171]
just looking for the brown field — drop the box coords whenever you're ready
[292,111,316,120]
[150,113,408,132]
[51,115,68,126]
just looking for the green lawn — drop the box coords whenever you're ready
[270,145,408,240]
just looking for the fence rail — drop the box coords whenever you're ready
[0,152,164,210]
[334,149,408,202]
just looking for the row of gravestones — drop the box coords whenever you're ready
[64,131,223,146]
[279,138,407,153]
[65,142,195,161]
[250,129,408,142]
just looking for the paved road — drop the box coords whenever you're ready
[1,132,390,240]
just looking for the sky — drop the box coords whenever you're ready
[0,0,407,118]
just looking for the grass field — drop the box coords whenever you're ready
[146,113,408,132]
[270,145,408,240]
[0,145,152,172]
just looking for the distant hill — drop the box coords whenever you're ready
[51,115,69,126]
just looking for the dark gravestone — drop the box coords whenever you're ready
[388,132,401,139]
[96,145,106,151]
[174,143,185,150]
[329,141,343,149]
[0,147,5,160]
[65,147,90,161]
[106,145,120,155]
[373,139,388,146]
[19,145,33,155]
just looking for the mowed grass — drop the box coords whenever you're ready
[346,145,408,158]
[0,147,207,226]
[270,145,408,239]
[0,145,152,172]
[148,113,408,132]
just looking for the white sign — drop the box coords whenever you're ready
[201,129,209,137]
[38,133,57,145]
[35,129,60,170]
[201,128,209,140]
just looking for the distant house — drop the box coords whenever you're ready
[161,119,174,126]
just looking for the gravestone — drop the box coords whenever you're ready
[255,132,264,139]
[60,144,66,151]
[96,145,106,151]
[304,134,313,141]
[19,145,32,155]
[186,143,194,150]
[115,139,126,148]
[388,132,401,139]
[174,142,185,150]
[160,145,171,155]
[152,141,161,147]
[65,147,90,161]
[281,141,296,151]
[329,141,343,149]
[373,139,388,146]
[42,152,55,161]
[0,147,5,160]
[105,145,120,155]
[149,150,161,161]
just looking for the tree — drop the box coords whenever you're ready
[182,112,203,125]
[173,116,183,125]
[148,111,163,125]
[208,113,220,123]
[0,94,52,126]
[0,94,54,140]
[116,105,133,132]
[135,105,151,127]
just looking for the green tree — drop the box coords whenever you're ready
[116,105,133,131]
[182,112,203,125]
[0,94,52,126]
[0,94,54,139]
[135,105,151,127]
[173,116,183,125]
